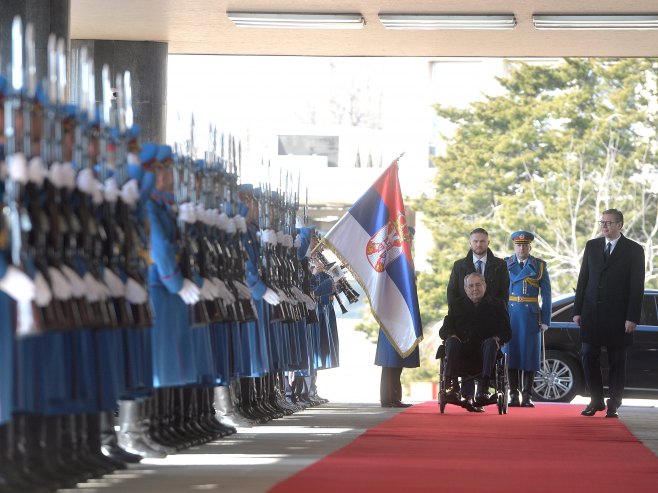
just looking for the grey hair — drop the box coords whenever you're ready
[464,272,486,286]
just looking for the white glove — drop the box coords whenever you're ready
[303,294,316,311]
[293,235,302,249]
[232,280,252,299]
[47,162,66,188]
[103,269,126,297]
[263,287,281,305]
[103,177,120,203]
[541,324,549,332]
[178,202,197,224]
[200,277,219,300]
[0,265,36,302]
[48,267,73,300]
[60,265,87,298]
[28,157,47,186]
[94,277,112,301]
[226,217,237,235]
[92,181,104,205]
[212,277,236,304]
[120,178,140,206]
[61,162,77,190]
[178,278,200,304]
[8,153,29,184]
[82,272,101,302]
[235,216,247,233]
[34,271,53,307]
[217,212,230,231]
[125,277,148,304]
[290,286,306,303]
[76,168,97,195]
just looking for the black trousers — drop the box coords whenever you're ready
[580,342,627,406]
[380,367,403,404]
[444,336,498,381]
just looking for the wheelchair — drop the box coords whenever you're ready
[435,342,509,415]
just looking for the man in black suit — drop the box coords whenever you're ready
[573,209,645,418]
[447,228,509,305]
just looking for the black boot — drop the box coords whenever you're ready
[475,378,496,406]
[521,371,536,407]
[508,369,521,407]
[0,420,51,493]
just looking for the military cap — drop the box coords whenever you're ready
[156,145,174,168]
[140,143,159,168]
[238,183,254,195]
[511,230,534,244]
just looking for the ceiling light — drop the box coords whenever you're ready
[227,12,365,29]
[533,15,658,30]
[378,14,516,30]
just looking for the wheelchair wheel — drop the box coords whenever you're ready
[497,394,504,415]
[438,392,447,414]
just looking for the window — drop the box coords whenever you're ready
[551,299,575,322]
[639,295,658,326]
[278,135,340,167]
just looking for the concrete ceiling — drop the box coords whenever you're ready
[70,0,658,57]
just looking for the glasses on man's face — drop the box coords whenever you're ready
[598,220,619,227]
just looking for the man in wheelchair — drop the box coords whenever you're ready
[439,273,512,409]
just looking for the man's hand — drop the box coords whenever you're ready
[573,315,581,326]
[625,321,637,333]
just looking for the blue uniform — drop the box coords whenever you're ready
[503,254,552,371]
[120,143,156,398]
[147,189,197,387]
[241,219,272,376]
[311,271,340,369]
[0,142,13,423]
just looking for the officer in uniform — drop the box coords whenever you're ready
[504,231,552,407]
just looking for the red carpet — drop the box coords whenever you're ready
[269,402,658,493]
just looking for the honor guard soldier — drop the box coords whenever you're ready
[504,231,552,407]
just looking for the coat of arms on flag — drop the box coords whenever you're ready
[321,160,423,357]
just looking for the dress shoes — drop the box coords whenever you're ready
[390,401,413,408]
[521,396,535,408]
[605,399,619,418]
[462,397,484,413]
[580,401,606,416]
[444,389,462,405]
[474,391,497,407]
[508,393,521,407]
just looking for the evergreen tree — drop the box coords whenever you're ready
[417,58,658,323]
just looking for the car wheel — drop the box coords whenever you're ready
[533,350,583,402]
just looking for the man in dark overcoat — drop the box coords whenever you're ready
[440,273,512,407]
[573,209,645,418]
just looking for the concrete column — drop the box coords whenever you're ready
[71,40,168,144]
[0,0,70,79]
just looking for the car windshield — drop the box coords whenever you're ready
[551,296,574,323]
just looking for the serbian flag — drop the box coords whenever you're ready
[322,161,422,357]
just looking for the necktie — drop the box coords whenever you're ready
[604,242,611,262]
[519,261,524,269]
[475,260,483,274]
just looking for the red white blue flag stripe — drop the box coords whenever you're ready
[323,162,422,357]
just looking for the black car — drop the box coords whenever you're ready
[533,289,658,402]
